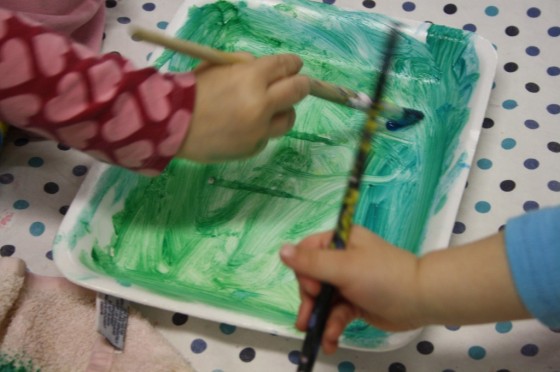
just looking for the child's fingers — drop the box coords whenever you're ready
[322,302,358,354]
[266,75,310,112]
[193,51,254,72]
[280,243,348,286]
[254,54,304,83]
[268,108,296,137]
[247,138,268,157]
[230,51,255,62]
[295,290,315,331]
[296,231,333,250]
[297,274,323,298]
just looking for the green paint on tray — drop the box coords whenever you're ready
[73,0,479,349]
[0,353,38,372]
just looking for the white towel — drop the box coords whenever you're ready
[0,257,195,372]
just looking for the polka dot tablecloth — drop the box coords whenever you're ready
[1,0,559,371]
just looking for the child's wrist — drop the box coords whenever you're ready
[414,252,441,327]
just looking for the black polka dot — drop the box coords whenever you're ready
[72,165,88,176]
[46,250,53,260]
[453,221,466,234]
[549,327,560,333]
[105,0,117,7]
[44,182,60,194]
[443,4,457,14]
[0,173,14,184]
[521,343,539,356]
[504,62,518,72]
[416,340,434,354]
[526,7,541,17]
[482,117,494,128]
[500,180,516,192]
[388,362,407,372]
[14,137,29,146]
[499,224,506,232]
[59,205,69,215]
[57,143,70,151]
[172,312,189,325]
[505,26,519,36]
[525,82,540,93]
[524,119,539,129]
[548,26,560,37]
[463,23,477,32]
[362,0,376,8]
[445,325,461,331]
[523,201,539,211]
[497,369,511,372]
[548,141,560,153]
[0,244,16,256]
[239,347,256,362]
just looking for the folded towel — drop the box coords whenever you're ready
[0,257,195,372]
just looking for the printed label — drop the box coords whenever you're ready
[96,293,129,350]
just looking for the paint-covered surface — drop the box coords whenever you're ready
[55,0,486,350]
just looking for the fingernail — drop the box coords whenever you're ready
[280,244,296,259]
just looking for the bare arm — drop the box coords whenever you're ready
[417,232,530,326]
[280,226,532,354]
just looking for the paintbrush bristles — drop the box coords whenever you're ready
[309,80,372,110]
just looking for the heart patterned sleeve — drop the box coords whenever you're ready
[0,9,195,175]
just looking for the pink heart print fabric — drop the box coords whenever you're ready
[0,9,195,175]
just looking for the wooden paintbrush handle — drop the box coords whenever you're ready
[131,26,372,110]
[309,79,368,108]
[131,26,251,64]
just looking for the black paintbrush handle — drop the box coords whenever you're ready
[297,283,336,372]
[295,23,400,372]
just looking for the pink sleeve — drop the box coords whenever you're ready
[0,9,195,175]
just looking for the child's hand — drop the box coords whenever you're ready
[280,225,423,354]
[177,53,310,162]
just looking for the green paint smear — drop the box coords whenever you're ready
[73,0,479,349]
[0,354,38,372]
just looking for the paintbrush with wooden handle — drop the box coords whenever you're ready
[130,26,423,128]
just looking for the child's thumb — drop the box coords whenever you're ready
[280,244,343,285]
